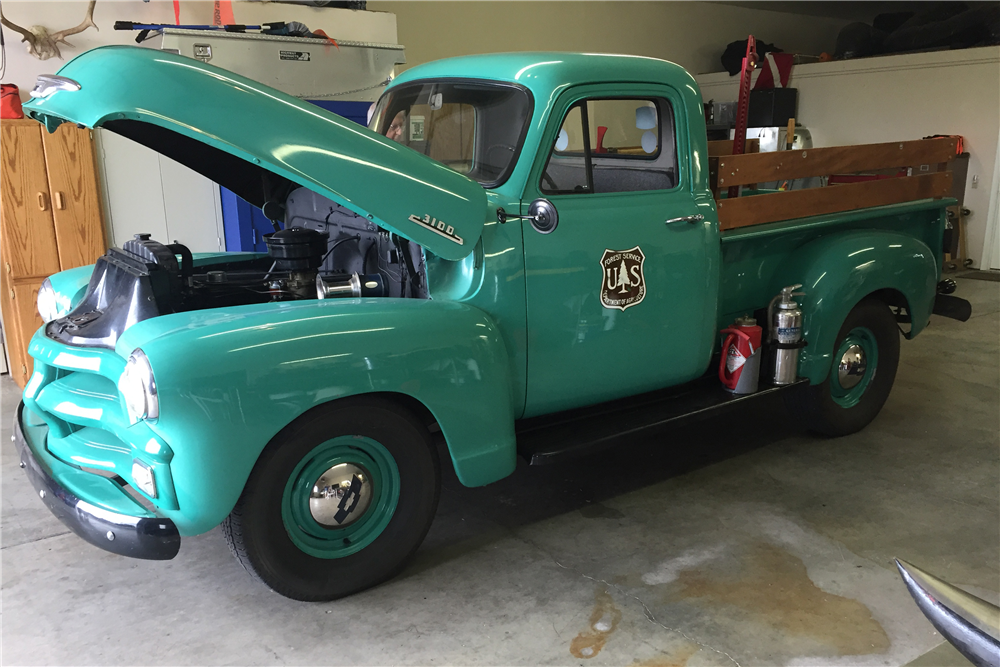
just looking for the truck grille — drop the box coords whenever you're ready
[23,332,177,510]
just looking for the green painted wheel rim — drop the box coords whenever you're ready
[830,326,879,409]
[281,435,400,559]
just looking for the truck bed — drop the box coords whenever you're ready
[717,197,948,331]
[710,136,956,330]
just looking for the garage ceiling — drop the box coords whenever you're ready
[712,2,991,24]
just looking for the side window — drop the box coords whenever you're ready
[541,97,678,195]
[541,105,590,194]
[590,100,658,156]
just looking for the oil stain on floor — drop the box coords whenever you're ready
[629,641,700,666]
[670,541,890,657]
[570,587,623,659]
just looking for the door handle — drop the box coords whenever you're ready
[665,214,704,225]
[54,192,65,210]
[37,192,49,211]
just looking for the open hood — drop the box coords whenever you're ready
[24,46,486,260]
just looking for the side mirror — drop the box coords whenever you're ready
[527,198,558,234]
[496,198,559,234]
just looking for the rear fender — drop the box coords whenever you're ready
[116,298,516,535]
[777,230,938,384]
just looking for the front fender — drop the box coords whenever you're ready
[47,264,94,317]
[778,230,938,384]
[116,298,516,536]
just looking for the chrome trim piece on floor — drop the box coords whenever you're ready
[896,558,1000,667]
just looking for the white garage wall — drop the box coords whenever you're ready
[1,1,215,97]
[0,0,397,97]
[695,47,1000,269]
[370,1,851,77]
[2,0,398,252]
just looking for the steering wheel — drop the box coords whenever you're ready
[541,171,559,192]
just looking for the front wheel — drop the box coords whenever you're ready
[788,298,900,437]
[222,396,440,601]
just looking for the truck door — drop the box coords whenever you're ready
[521,85,718,417]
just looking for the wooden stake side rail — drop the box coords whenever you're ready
[707,138,759,157]
[717,137,957,188]
[717,171,952,231]
[707,140,759,197]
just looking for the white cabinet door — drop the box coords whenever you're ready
[158,153,224,251]
[96,129,169,245]
[95,129,224,252]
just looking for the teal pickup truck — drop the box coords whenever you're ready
[15,47,969,601]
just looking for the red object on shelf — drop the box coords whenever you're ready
[753,52,794,90]
[594,126,608,153]
[1,85,24,119]
[311,29,340,51]
[728,35,758,200]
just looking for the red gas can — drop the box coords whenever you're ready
[719,316,763,394]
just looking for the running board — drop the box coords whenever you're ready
[515,377,809,465]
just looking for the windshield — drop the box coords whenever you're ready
[369,79,532,187]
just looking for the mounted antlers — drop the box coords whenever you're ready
[0,0,98,61]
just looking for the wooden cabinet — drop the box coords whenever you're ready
[1,119,106,388]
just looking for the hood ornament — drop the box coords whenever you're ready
[30,74,82,99]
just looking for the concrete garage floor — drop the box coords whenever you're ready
[2,278,997,667]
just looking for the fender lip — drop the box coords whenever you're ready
[13,402,180,561]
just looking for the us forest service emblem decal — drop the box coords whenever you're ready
[600,246,646,311]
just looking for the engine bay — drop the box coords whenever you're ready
[46,189,428,349]
[190,187,429,308]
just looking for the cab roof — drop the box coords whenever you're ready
[391,52,699,100]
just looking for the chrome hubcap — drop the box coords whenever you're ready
[838,344,867,389]
[309,463,373,528]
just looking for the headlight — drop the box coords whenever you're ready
[131,459,157,498]
[119,349,158,425]
[36,278,59,323]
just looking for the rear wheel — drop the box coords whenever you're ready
[789,298,900,437]
[222,396,440,601]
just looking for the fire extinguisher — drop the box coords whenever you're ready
[767,284,807,385]
[719,315,762,394]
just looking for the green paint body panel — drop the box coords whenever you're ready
[516,81,718,416]
[19,50,948,543]
[24,296,516,535]
[719,199,945,382]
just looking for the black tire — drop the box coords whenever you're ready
[787,298,900,437]
[222,396,440,601]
